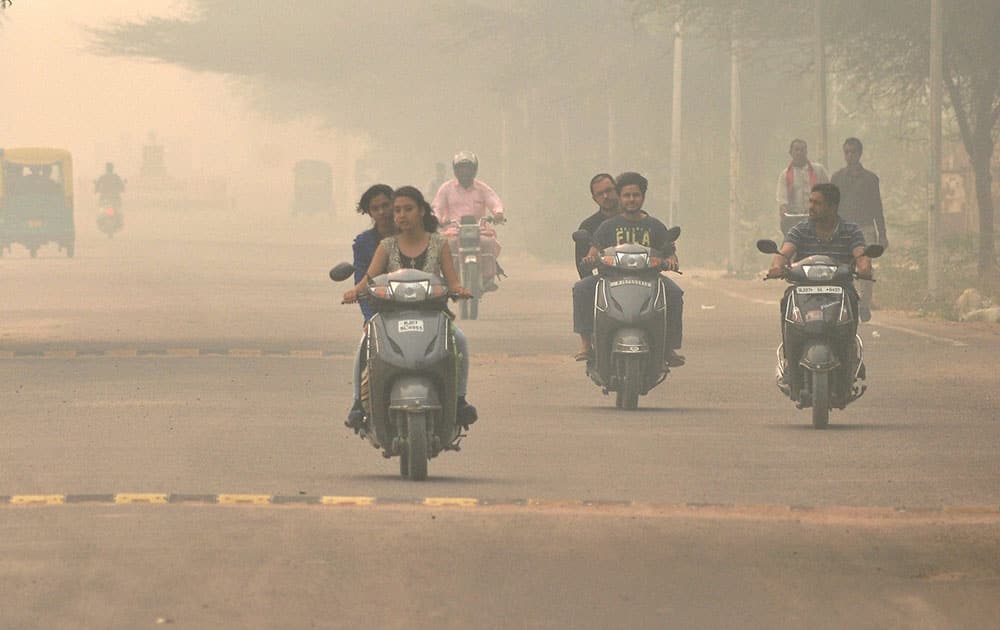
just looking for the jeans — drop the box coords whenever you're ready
[352,323,470,403]
[572,274,684,350]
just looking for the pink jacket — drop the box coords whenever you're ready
[431,179,504,225]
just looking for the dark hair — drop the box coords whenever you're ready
[789,138,807,151]
[812,183,840,207]
[589,173,615,194]
[615,171,648,195]
[843,137,863,153]
[392,186,440,232]
[356,183,393,215]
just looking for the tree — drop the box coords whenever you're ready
[641,0,1000,280]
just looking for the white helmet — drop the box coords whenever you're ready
[452,151,478,169]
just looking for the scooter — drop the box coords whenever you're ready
[96,195,123,238]
[757,239,884,428]
[330,263,466,480]
[572,227,681,410]
[444,215,503,320]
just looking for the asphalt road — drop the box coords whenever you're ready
[1,214,998,628]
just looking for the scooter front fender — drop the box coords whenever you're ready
[389,375,441,411]
[799,342,840,372]
[611,328,650,354]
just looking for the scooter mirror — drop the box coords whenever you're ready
[665,226,681,242]
[863,244,884,259]
[329,263,356,282]
[756,239,779,254]
[571,230,591,244]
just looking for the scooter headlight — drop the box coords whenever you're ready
[615,252,649,269]
[388,280,431,302]
[803,265,836,281]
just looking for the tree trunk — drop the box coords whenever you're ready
[971,142,996,279]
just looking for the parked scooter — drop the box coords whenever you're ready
[330,262,467,480]
[96,194,123,238]
[757,239,884,428]
[572,227,681,410]
[444,214,503,320]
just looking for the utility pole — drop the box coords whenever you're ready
[814,0,828,167]
[669,20,683,227]
[728,17,742,276]
[928,0,942,297]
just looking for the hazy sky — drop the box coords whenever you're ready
[0,0,353,201]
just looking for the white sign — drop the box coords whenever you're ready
[397,319,425,333]
[796,286,843,294]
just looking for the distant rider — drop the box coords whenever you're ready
[575,171,685,367]
[95,162,125,208]
[431,151,506,291]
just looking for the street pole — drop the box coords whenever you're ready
[669,20,683,227]
[814,0,828,167]
[728,18,742,275]
[928,0,942,297]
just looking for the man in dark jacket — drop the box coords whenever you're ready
[575,173,620,279]
[831,138,887,322]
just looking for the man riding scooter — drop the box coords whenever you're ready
[574,172,685,367]
[431,151,506,291]
[95,162,125,209]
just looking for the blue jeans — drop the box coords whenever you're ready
[572,274,684,350]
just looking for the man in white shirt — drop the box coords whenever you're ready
[776,139,828,236]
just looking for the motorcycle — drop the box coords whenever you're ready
[444,214,503,320]
[756,239,884,428]
[330,262,466,480]
[96,195,123,238]
[572,227,681,410]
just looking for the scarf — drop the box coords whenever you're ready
[785,161,817,208]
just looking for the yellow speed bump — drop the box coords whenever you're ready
[423,497,479,508]
[217,494,272,505]
[10,495,65,506]
[228,348,262,358]
[114,493,168,505]
[320,496,376,506]
[166,348,200,357]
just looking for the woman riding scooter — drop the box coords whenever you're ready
[343,186,478,429]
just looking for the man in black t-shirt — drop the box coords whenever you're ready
[573,172,685,366]
[575,173,620,279]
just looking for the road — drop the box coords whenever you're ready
[1,213,998,628]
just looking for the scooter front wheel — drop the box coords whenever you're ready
[811,371,830,429]
[405,411,429,480]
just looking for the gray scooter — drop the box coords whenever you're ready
[572,227,681,410]
[330,263,465,480]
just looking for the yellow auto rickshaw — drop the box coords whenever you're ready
[291,159,333,214]
[0,147,75,257]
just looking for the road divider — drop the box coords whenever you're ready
[2,493,998,525]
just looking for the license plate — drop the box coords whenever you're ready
[796,286,842,294]
[398,319,424,333]
[463,255,478,264]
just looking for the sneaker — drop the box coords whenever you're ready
[859,305,872,322]
[574,348,594,362]
[482,277,499,292]
[457,396,478,428]
[665,350,686,367]
[345,400,365,431]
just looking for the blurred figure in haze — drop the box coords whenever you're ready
[432,151,506,291]
[831,137,887,322]
[777,139,828,236]
[426,162,448,200]
[94,162,125,207]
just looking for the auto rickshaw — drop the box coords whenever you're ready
[291,159,333,214]
[0,147,75,257]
